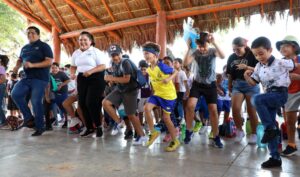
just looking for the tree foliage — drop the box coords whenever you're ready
[0,0,26,61]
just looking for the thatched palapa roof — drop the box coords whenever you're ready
[2,0,300,54]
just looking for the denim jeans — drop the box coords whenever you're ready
[252,91,288,159]
[0,83,6,124]
[12,78,48,130]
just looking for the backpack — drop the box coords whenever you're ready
[6,116,23,131]
[120,58,147,88]
[219,117,237,138]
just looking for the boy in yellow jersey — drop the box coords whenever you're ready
[142,42,180,152]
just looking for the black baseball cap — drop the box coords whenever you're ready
[108,44,122,56]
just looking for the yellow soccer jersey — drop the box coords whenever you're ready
[147,60,177,100]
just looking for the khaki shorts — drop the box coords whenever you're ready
[285,91,300,112]
[105,88,138,116]
[138,98,148,113]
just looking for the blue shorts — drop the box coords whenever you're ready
[195,96,209,119]
[148,95,176,114]
[232,80,260,96]
[217,99,231,113]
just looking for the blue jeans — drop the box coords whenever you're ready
[252,91,288,159]
[12,78,48,130]
[51,92,68,114]
[0,83,6,124]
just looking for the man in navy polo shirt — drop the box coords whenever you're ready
[12,26,53,136]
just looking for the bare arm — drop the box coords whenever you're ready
[162,70,178,84]
[244,70,257,86]
[183,40,194,67]
[0,74,6,84]
[25,58,52,69]
[105,74,131,84]
[70,66,77,80]
[212,42,225,59]
[83,64,106,77]
[228,74,233,93]
[13,59,22,74]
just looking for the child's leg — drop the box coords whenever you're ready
[286,111,298,146]
[144,103,157,132]
[245,95,258,134]
[208,104,219,137]
[163,112,177,140]
[185,97,198,130]
[231,94,245,131]
[128,114,145,136]
[62,95,77,118]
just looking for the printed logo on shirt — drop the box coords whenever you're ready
[35,47,39,50]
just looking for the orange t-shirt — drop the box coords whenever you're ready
[288,56,300,94]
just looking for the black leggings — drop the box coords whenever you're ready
[77,72,105,130]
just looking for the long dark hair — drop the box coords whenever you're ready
[80,31,96,46]
[0,55,9,70]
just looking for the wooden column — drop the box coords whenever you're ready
[156,11,167,58]
[52,27,61,64]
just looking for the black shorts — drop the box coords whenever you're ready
[189,81,217,104]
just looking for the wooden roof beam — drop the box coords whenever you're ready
[167,0,278,20]
[101,0,116,22]
[123,0,143,35]
[36,0,62,33]
[64,0,121,40]
[60,0,278,39]
[144,0,155,14]
[48,0,70,32]
[2,0,51,32]
[153,0,162,11]
[68,5,85,29]
[60,15,157,39]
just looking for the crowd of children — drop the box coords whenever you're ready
[1,26,300,169]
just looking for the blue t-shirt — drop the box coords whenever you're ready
[19,39,53,82]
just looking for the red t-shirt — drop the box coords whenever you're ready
[288,56,300,94]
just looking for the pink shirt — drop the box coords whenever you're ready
[0,66,5,75]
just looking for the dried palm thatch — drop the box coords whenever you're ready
[4,0,300,54]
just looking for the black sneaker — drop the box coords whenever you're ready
[184,130,193,144]
[96,127,103,137]
[62,121,68,128]
[134,132,138,139]
[80,129,94,137]
[281,145,297,157]
[32,130,44,136]
[261,158,282,168]
[297,127,300,140]
[124,130,133,140]
[261,129,279,144]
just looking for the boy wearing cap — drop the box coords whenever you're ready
[143,42,180,152]
[244,37,300,168]
[102,44,148,145]
[276,36,300,156]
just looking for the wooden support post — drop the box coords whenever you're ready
[156,11,167,59]
[52,27,61,64]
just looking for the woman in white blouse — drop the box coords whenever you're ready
[70,31,106,137]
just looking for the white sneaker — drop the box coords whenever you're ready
[80,127,87,136]
[234,130,245,142]
[248,134,257,145]
[111,120,124,136]
[69,117,82,128]
[199,126,208,135]
[132,136,148,146]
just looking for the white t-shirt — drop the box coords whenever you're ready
[71,46,106,73]
[176,70,188,92]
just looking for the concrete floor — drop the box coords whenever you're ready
[0,127,299,177]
